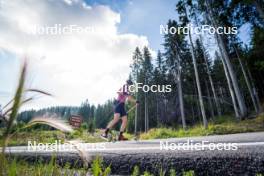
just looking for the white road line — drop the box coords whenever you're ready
[4,142,264,153]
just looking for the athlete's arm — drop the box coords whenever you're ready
[127,95,139,104]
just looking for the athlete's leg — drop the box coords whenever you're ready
[118,115,128,140]
[120,115,127,132]
[101,113,120,138]
[107,113,120,129]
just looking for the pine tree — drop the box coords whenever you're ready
[153,51,167,126]
[142,47,153,132]
[130,47,143,134]
[79,99,91,122]
[163,20,186,129]
[177,0,207,128]
[204,0,247,118]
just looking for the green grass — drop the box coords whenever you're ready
[91,156,111,176]
[1,114,264,145]
[140,114,264,140]
[2,114,264,145]
[67,129,105,143]
[0,154,87,176]
[0,130,106,146]
[0,128,134,146]
[131,165,194,176]
[0,127,110,147]
[0,130,66,146]
[70,128,133,142]
[0,154,196,176]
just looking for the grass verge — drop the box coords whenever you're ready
[0,154,196,176]
[140,114,264,140]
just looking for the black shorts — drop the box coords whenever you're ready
[114,102,127,117]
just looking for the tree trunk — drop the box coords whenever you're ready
[146,94,149,131]
[253,0,264,21]
[191,100,195,123]
[188,27,208,128]
[134,102,138,135]
[200,36,222,116]
[217,34,247,117]
[233,45,259,113]
[144,78,148,132]
[245,62,263,112]
[172,40,186,129]
[217,51,240,118]
[194,10,222,116]
[174,64,186,130]
[194,79,202,123]
[144,92,147,132]
[134,72,138,136]
[205,0,247,117]
[156,94,159,127]
[219,86,225,113]
[164,97,168,124]
[206,80,215,119]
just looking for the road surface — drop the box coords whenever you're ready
[4,132,264,175]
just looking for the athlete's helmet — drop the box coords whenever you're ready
[126,79,133,85]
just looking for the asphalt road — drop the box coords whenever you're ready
[4,132,264,175]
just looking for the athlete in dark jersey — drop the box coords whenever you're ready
[101,80,138,140]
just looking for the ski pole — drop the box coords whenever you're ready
[127,104,138,113]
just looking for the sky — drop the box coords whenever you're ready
[0,0,177,110]
[0,0,252,110]
[84,0,177,50]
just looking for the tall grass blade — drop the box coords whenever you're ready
[26,89,52,96]
[2,61,27,153]
[92,156,102,176]
[66,139,91,168]
[2,99,14,111]
[26,117,73,133]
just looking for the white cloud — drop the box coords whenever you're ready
[0,0,151,109]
